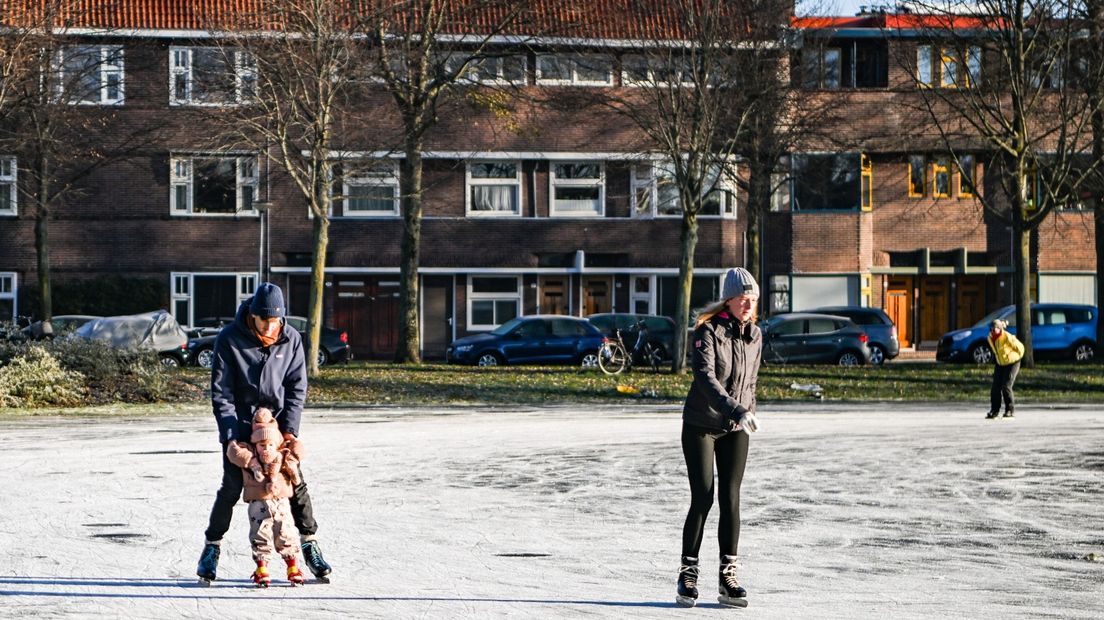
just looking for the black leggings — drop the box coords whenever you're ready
[681,423,749,558]
[990,361,1021,414]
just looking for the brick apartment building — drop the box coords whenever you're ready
[0,2,1097,358]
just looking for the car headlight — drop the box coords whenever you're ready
[455,344,473,353]
[952,331,972,342]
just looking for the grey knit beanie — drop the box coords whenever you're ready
[721,267,759,300]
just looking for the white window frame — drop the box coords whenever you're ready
[170,155,259,216]
[630,160,737,219]
[447,53,527,86]
[170,272,258,328]
[630,274,656,315]
[621,54,694,87]
[467,275,522,330]
[337,161,400,217]
[169,47,255,106]
[53,45,125,105]
[466,161,522,217]
[917,44,933,87]
[536,54,613,86]
[0,272,16,321]
[0,156,16,216]
[549,162,605,217]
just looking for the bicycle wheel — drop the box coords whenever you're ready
[645,344,663,373]
[598,342,629,375]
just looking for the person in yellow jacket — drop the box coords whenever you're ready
[986,319,1025,419]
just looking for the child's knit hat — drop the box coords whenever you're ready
[251,425,281,445]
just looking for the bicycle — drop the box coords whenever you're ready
[598,318,665,375]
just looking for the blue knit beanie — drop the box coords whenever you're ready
[249,283,286,318]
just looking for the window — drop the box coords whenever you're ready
[917,45,934,86]
[770,170,791,212]
[448,54,526,85]
[550,162,604,216]
[170,47,255,105]
[933,156,951,198]
[536,54,613,86]
[958,155,976,197]
[908,155,926,197]
[769,275,790,314]
[631,161,735,218]
[0,273,15,321]
[469,276,521,329]
[621,54,693,86]
[170,156,259,215]
[335,161,399,217]
[171,273,257,328]
[631,275,654,314]
[919,45,980,88]
[467,161,521,216]
[792,153,862,210]
[940,49,960,88]
[54,45,124,105]
[802,48,841,90]
[0,157,15,215]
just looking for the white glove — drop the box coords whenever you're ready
[741,412,760,434]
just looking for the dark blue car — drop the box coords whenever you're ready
[937,304,1097,363]
[446,316,606,368]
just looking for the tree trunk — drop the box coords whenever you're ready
[1092,0,1104,361]
[671,211,699,373]
[746,160,772,314]
[1012,211,1034,368]
[395,143,423,363]
[34,157,51,321]
[306,210,329,377]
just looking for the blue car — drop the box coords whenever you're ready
[446,316,606,368]
[937,304,1097,363]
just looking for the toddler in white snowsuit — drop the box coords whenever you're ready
[225,406,306,586]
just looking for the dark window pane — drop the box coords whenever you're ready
[472,300,494,325]
[192,159,237,213]
[472,277,517,294]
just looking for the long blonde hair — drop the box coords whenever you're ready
[694,296,758,328]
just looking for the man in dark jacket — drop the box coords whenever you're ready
[196,282,333,585]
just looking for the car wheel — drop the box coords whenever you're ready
[868,344,887,366]
[1073,342,1095,362]
[477,352,503,367]
[159,354,180,369]
[837,351,863,367]
[969,343,994,364]
[579,351,600,369]
[195,347,215,370]
[316,349,328,368]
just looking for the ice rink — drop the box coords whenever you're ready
[2,403,1102,618]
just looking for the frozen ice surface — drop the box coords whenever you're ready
[2,403,1103,618]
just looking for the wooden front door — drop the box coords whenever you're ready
[885,276,913,348]
[582,276,612,316]
[333,279,371,359]
[370,279,400,356]
[332,277,400,359]
[956,276,987,330]
[919,276,951,344]
[540,277,568,315]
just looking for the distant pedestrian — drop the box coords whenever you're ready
[986,318,1024,419]
[676,267,761,609]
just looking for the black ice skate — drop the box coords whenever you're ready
[718,555,748,608]
[675,556,700,608]
[196,541,220,586]
[301,538,332,582]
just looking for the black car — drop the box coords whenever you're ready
[186,315,350,369]
[804,306,900,365]
[446,316,606,367]
[586,313,677,360]
[761,313,872,366]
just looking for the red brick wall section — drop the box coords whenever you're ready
[1037,211,1096,271]
[791,212,863,273]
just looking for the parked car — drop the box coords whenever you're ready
[73,310,190,368]
[20,315,102,340]
[761,313,872,366]
[805,306,900,365]
[937,304,1097,363]
[586,313,677,360]
[446,316,606,367]
[186,315,350,369]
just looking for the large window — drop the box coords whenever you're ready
[908,155,926,197]
[631,161,735,218]
[447,54,526,85]
[621,54,694,87]
[550,162,604,216]
[536,54,613,86]
[171,273,257,328]
[792,153,862,210]
[0,157,15,215]
[467,161,521,216]
[54,45,124,105]
[468,276,520,329]
[334,161,399,217]
[918,45,980,88]
[801,48,841,90]
[958,155,976,197]
[933,156,951,198]
[170,47,255,105]
[801,40,887,89]
[0,273,15,321]
[170,156,259,216]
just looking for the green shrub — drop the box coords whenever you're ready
[0,346,86,408]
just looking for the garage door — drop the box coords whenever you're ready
[1038,274,1096,304]
[791,275,857,311]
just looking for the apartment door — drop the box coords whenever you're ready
[919,276,951,344]
[422,276,454,360]
[582,276,613,316]
[370,279,400,357]
[956,276,987,330]
[539,277,569,315]
[885,276,913,348]
[332,277,400,359]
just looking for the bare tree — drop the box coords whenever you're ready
[1083,0,1104,357]
[903,0,1104,366]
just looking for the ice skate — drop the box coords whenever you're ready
[196,541,220,586]
[301,538,332,582]
[675,556,699,608]
[286,557,306,586]
[253,561,271,588]
[718,555,748,608]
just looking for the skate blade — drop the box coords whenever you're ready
[197,578,212,587]
[675,595,697,608]
[718,595,748,608]
[313,575,331,584]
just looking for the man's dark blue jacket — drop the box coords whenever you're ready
[211,299,308,443]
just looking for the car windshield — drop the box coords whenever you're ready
[973,307,1014,328]
[489,317,526,336]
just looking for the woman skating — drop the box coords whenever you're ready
[985,318,1024,419]
[676,267,762,608]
